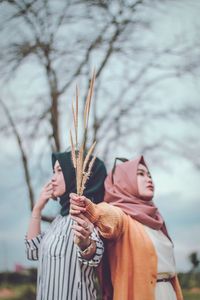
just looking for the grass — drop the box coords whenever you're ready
[0,284,36,300]
[183,289,200,300]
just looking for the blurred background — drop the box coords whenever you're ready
[0,0,199,299]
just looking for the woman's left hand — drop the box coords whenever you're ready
[71,214,94,250]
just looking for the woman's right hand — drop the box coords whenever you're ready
[33,181,53,213]
[69,193,87,215]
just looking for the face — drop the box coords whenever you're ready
[51,160,66,197]
[137,163,154,200]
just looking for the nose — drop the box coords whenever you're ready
[146,176,153,184]
[51,174,56,182]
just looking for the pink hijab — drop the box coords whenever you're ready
[104,156,170,237]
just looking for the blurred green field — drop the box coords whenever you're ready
[183,289,200,300]
[0,285,200,300]
[0,284,35,300]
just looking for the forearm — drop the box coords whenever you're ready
[27,207,42,240]
[84,201,124,239]
[78,228,104,266]
[78,239,96,260]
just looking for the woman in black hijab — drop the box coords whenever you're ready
[25,151,107,300]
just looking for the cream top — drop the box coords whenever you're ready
[144,225,176,276]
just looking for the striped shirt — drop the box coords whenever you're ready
[25,215,104,300]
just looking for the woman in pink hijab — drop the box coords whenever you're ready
[70,156,183,300]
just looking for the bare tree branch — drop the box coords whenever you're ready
[0,98,35,211]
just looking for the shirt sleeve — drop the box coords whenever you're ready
[77,227,104,267]
[84,201,125,240]
[25,233,44,261]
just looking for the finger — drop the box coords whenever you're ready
[71,204,86,212]
[45,187,53,193]
[77,214,91,222]
[70,215,79,222]
[70,193,89,205]
[70,203,86,211]
[70,198,85,207]
[72,228,91,240]
[45,191,53,197]
[74,214,94,230]
[72,224,89,235]
[72,214,90,229]
[70,208,82,215]
[72,225,90,240]
[72,217,93,233]
[71,215,89,223]
[71,216,88,225]
[43,188,53,196]
[79,195,87,201]
[72,231,85,240]
[71,215,85,225]
[69,193,80,200]
[70,194,86,206]
[71,215,89,228]
[44,181,52,188]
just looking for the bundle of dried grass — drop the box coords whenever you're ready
[70,72,97,245]
[70,71,97,196]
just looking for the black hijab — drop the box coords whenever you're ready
[52,151,107,216]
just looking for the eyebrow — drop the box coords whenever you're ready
[137,168,151,176]
[137,168,146,172]
[54,164,61,170]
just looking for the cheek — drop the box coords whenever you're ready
[137,177,144,193]
[58,175,66,192]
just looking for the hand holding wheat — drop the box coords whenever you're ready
[70,72,97,245]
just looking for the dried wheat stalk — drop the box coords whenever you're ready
[70,72,97,245]
[70,71,97,196]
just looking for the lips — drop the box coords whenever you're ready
[52,184,58,190]
[147,185,154,191]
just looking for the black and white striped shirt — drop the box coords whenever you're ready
[25,215,104,300]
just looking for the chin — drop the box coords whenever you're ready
[52,191,58,197]
[53,191,65,198]
[142,192,154,201]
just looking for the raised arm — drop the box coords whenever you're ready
[27,181,53,239]
[25,181,53,260]
[70,193,125,240]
